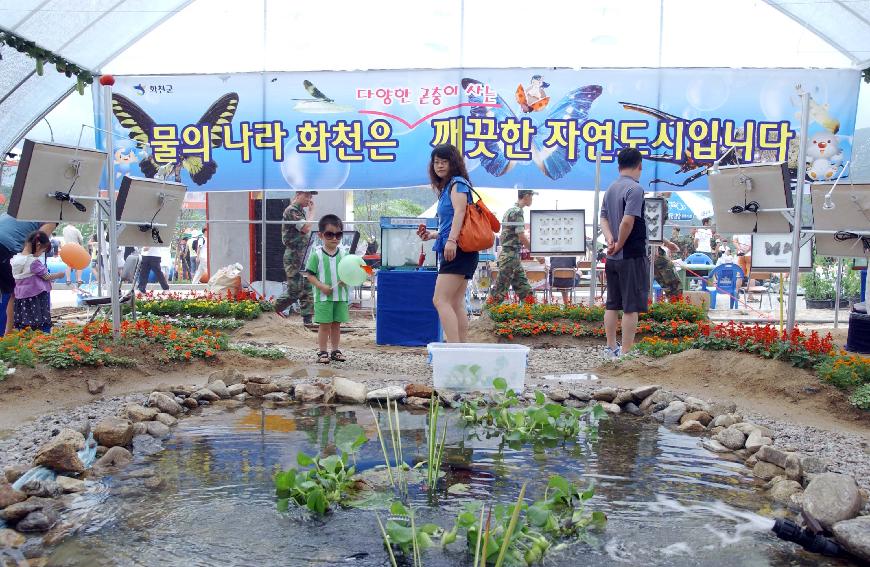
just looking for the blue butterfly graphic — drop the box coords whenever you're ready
[461,78,602,180]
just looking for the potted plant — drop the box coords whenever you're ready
[801,258,851,309]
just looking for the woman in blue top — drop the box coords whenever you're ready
[417,144,478,343]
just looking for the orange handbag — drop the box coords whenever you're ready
[458,186,499,252]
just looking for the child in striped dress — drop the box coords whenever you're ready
[305,215,349,364]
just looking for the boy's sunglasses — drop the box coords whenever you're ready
[321,231,344,240]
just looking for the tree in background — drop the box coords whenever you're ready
[352,189,430,242]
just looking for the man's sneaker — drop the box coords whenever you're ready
[603,345,622,361]
[274,298,292,314]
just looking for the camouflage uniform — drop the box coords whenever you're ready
[492,205,532,303]
[274,203,313,318]
[654,250,682,299]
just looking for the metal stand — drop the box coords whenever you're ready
[589,153,601,306]
[786,92,810,332]
[102,84,121,339]
[834,258,843,329]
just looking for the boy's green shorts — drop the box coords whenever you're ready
[313,301,350,324]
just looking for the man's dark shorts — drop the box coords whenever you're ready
[605,256,650,313]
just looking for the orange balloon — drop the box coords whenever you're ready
[59,243,91,270]
[199,271,209,283]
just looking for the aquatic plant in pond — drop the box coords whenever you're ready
[426,394,448,491]
[460,378,606,447]
[272,424,367,515]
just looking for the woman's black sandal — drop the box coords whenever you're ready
[317,351,330,364]
[330,350,346,362]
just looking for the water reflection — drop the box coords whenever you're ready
[47,403,856,567]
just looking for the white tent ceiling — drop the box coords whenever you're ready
[1,0,868,157]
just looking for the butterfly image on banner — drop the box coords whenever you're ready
[461,78,602,180]
[764,241,793,256]
[111,92,239,185]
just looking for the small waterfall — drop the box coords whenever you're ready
[11,433,99,490]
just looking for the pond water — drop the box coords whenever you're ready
[45,402,855,567]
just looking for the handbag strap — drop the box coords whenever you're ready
[449,176,476,204]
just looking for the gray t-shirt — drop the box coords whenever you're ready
[600,174,647,260]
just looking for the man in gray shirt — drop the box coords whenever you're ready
[600,148,648,359]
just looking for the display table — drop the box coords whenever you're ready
[675,263,714,291]
[376,270,441,346]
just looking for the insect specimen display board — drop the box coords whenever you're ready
[380,217,438,269]
[751,234,813,272]
[529,210,586,255]
[810,182,870,258]
[9,139,107,224]
[643,197,666,244]
[114,176,188,247]
[708,162,793,234]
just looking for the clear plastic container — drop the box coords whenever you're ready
[427,343,530,392]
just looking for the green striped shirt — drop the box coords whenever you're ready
[306,247,349,303]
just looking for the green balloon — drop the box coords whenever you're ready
[337,254,368,286]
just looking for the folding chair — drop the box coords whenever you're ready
[739,271,774,309]
[526,269,548,302]
[550,268,578,304]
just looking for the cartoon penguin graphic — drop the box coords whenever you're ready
[515,75,551,113]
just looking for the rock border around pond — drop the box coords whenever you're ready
[1,370,868,563]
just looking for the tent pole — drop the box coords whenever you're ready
[589,153,601,306]
[786,93,810,333]
[834,258,843,329]
[261,191,267,289]
[103,83,120,338]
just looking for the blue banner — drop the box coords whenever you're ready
[94,68,860,191]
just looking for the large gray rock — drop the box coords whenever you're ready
[55,476,86,494]
[154,413,177,427]
[640,390,677,412]
[94,446,133,469]
[0,527,25,547]
[756,445,788,469]
[0,497,55,522]
[0,482,28,508]
[680,411,713,427]
[193,388,220,402]
[145,421,171,439]
[702,439,731,453]
[713,427,746,451]
[93,417,133,448]
[734,422,774,439]
[658,401,687,425]
[622,402,643,416]
[800,455,827,475]
[295,384,326,402]
[4,464,29,484]
[33,429,85,474]
[132,422,148,436]
[707,401,737,417]
[263,392,291,403]
[630,385,659,402]
[832,516,870,563]
[245,375,270,384]
[148,392,183,416]
[208,368,245,386]
[206,380,230,399]
[569,390,591,402]
[334,377,367,403]
[683,397,711,413]
[16,509,58,532]
[677,420,706,434]
[612,390,634,406]
[711,413,742,428]
[245,381,282,397]
[125,404,158,422]
[549,389,571,403]
[768,479,803,504]
[744,429,773,453]
[591,388,617,402]
[21,479,62,498]
[753,461,785,481]
[86,378,105,395]
[227,383,247,396]
[803,473,864,530]
[366,386,406,402]
[598,402,621,414]
[784,454,802,482]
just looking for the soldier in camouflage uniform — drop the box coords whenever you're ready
[653,199,682,300]
[491,190,536,303]
[274,191,317,325]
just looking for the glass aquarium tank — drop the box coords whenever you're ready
[380,216,438,269]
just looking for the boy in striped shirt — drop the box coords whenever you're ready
[306,214,349,364]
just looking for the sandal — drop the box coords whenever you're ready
[330,350,346,362]
[317,351,330,364]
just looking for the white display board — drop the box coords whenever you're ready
[708,162,793,234]
[114,175,187,247]
[810,182,870,258]
[751,234,813,272]
[9,139,107,224]
[529,209,586,255]
[643,197,666,244]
